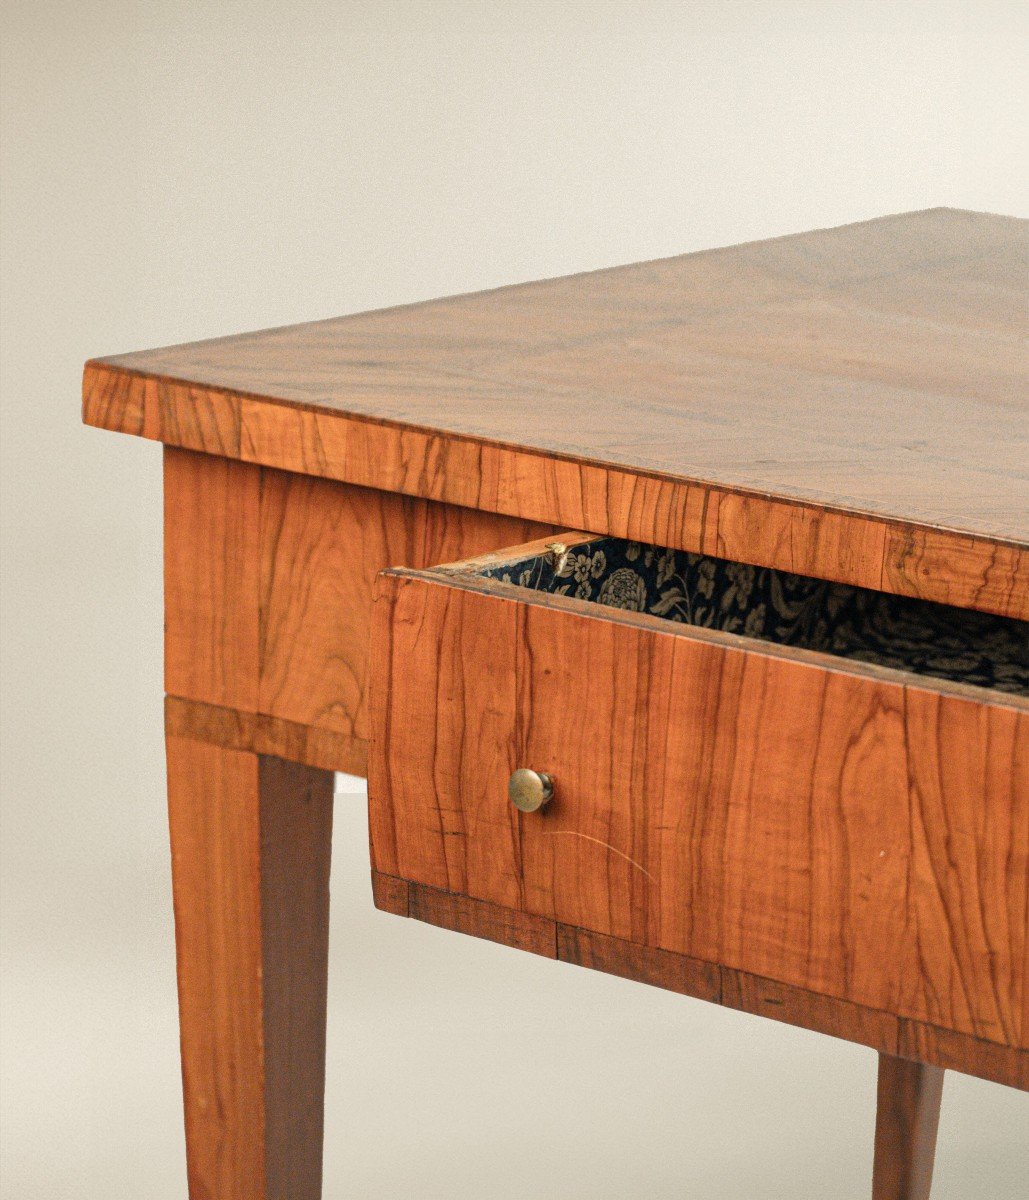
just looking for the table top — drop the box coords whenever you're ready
[84,207,1028,617]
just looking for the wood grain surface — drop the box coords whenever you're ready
[165,447,552,765]
[92,211,1029,1194]
[165,694,364,775]
[257,465,551,741]
[166,737,334,1199]
[86,210,1029,618]
[872,1054,945,1200]
[164,448,261,711]
[259,756,335,1200]
[372,875,1029,1091]
[368,565,1029,1047]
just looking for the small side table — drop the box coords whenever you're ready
[84,208,1028,1199]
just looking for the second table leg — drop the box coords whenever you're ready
[872,1052,945,1200]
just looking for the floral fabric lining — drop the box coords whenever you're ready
[482,538,1028,696]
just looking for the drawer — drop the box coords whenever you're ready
[368,533,1028,1048]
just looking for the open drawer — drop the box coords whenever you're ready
[367,533,1028,1050]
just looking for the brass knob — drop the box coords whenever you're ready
[509,768,554,813]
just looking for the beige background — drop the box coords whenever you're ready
[2,2,1027,1197]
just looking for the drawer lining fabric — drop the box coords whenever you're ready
[479,537,1028,695]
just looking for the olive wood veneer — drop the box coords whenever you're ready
[163,446,553,776]
[159,449,554,1196]
[83,209,1029,1200]
[368,543,1028,1050]
[87,208,1028,621]
[370,874,1028,1093]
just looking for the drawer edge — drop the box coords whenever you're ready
[373,874,1029,1091]
[375,562,1029,712]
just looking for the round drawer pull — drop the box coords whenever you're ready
[508,768,554,813]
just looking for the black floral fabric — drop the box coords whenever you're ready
[482,538,1028,696]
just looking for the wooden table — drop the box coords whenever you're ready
[84,208,1027,1200]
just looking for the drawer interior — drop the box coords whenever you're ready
[476,536,1028,695]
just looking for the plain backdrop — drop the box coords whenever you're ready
[2,2,1027,1197]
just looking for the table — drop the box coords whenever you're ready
[83,208,1028,1200]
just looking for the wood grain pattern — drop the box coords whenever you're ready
[91,210,1029,1195]
[556,921,722,1003]
[166,736,334,1199]
[368,564,1029,1047]
[260,756,335,1200]
[371,870,409,917]
[164,448,552,764]
[372,876,1029,1090]
[164,447,261,711]
[165,694,365,775]
[257,466,551,740]
[717,956,904,1055]
[896,1018,1029,1090]
[407,882,557,957]
[167,737,264,1198]
[872,1055,945,1200]
[86,210,1029,618]
[238,399,1027,619]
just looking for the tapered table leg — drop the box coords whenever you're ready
[872,1053,945,1200]
[166,734,335,1200]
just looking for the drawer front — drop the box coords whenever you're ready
[368,558,1028,1049]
